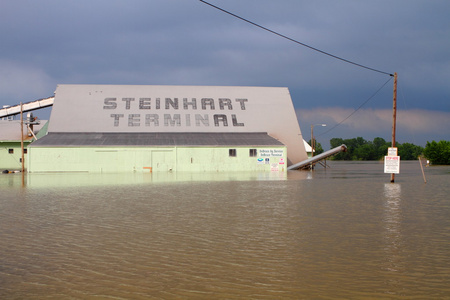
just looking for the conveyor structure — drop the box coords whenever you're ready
[287,144,347,170]
[0,96,54,118]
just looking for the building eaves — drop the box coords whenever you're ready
[29,132,285,147]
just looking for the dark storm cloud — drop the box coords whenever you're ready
[1,0,449,144]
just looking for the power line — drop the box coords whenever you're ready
[317,76,394,137]
[199,0,396,136]
[199,0,394,77]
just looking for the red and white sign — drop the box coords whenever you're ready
[384,156,400,174]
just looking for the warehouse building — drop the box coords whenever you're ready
[0,116,47,171]
[28,85,307,173]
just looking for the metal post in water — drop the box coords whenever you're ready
[20,102,24,173]
[418,156,427,183]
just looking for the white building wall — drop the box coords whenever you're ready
[28,146,287,173]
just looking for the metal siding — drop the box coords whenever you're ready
[0,142,30,169]
[28,145,287,173]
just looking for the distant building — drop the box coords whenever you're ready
[304,140,313,158]
[0,117,48,171]
[28,85,308,173]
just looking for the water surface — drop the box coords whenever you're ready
[1,161,449,299]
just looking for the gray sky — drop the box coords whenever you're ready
[1,0,449,148]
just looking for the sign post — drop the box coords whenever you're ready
[385,147,400,175]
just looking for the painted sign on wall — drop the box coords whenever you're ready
[259,149,284,157]
[104,97,248,128]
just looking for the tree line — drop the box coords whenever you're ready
[311,137,449,165]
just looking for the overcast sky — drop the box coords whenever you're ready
[1,0,449,148]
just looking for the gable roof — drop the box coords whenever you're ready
[0,120,48,142]
[30,132,284,147]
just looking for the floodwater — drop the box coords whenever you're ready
[1,161,449,299]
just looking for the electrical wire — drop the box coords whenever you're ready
[199,0,396,137]
[199,0,394,77]
[317,76,393,137]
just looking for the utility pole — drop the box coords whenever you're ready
[20,102,24,173]
[390,72,398,183]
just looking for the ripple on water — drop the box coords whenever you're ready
[0,162,449,299]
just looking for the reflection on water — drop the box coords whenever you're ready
[3,171,295,188]
[1,162,449,299]
[383,183,403,295]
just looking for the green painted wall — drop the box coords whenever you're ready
[0,142,30,170]
[27,146,287,173]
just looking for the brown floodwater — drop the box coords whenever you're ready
[1,161,449,299]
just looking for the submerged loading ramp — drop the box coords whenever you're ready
[288,144,347,170]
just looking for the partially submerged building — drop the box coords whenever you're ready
[0,116,47,171]
[28,85,308,173]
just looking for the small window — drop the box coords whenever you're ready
[229,149,236,157]
[24,149,28,154]
[8,149,14,154]
[249,149,257,157]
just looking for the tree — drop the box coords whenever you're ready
[330,138,344,148]
[354,143,376,160]
[330,138,350,160]
[398,143,424,160]
[373,137,390,158]
[424,140,450,165]
[329,137,369,160]
[329,137,424,161]
[308,139,324,155]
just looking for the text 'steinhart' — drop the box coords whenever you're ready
[103,97,248,127]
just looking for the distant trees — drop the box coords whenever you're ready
[423,140,450,165]
[329,137,424,161]
[398,142,424,160]
[328,137,450,164]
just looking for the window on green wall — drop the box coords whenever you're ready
[8,149,14,154]
[249,149,257,157]
[229,149,236,157]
